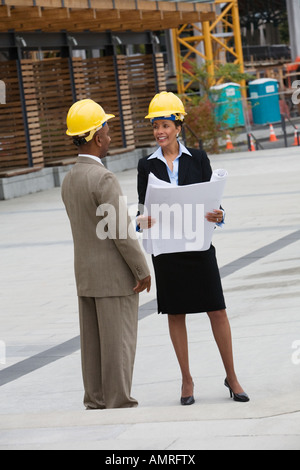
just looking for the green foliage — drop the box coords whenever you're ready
[184,60,252,95]
[184,95,223,154]
[278,11,290,45]
[214,63,253,86]
[181,61,251,153]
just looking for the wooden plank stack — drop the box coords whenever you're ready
[0,1,210,33]
[125,53,166,147]
[0,53,166,172]
[0,0,212,174]
[22,58,73,166]
[0,61,26,170]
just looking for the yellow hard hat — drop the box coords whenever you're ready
[145,91,187,122]
[66,99,115,141]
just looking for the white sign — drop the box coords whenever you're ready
[226,88,236,97]
[266,85,275,93]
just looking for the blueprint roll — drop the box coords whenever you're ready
[211,168,228,182]
[142,170,228,256]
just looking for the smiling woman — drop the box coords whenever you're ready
[152,120,183,172]
[137,91,249,406]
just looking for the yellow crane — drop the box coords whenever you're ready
[172,0,245,95]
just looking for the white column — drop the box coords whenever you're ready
[287,0,300,60]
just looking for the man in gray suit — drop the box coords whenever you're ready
[62,99,151,409]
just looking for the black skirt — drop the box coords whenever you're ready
[152,245,226,315]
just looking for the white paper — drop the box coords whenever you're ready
[147,173,172,188]
[142,170,228,256]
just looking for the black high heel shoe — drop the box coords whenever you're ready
[224,378,250,402]
[181,384,195,406]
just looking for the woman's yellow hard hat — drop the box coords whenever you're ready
[66,99,115,140]
[145,91,187,122]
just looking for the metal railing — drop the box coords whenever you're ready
[247,133,264,151]
[181,112,300,153]
[281,113,300,147]
[181,123,203,150]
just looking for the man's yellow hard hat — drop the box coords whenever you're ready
[66,99,115,140]
[145,92,187,122]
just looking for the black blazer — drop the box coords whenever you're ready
[137,147,213,207]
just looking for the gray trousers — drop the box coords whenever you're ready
[78,294,139,409]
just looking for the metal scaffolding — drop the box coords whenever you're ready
[172,0,245,94]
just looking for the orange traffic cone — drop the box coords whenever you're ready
[248,134,256,152]
[269,124,278,142]
[226,134,234,150]
[292,127,299,146]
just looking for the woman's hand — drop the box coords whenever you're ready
[205,209,224,224]
[137,215,156,230]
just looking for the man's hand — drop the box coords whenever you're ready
[133,275,151,294]
[137,215,156,230]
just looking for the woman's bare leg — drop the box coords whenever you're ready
[168,314,194,397]
[207,309,245,394]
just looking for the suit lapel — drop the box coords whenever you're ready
[178,153,192,185]
[148,151,193,185]
[149,158,170,183]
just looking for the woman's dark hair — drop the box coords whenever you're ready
[175,120,184,129]
[151,119,184,130]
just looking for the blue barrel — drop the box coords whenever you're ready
[249,79,281,125]
[210,82,245,129]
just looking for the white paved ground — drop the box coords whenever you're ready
[0,147,299,450]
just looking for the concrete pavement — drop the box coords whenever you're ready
[0,146,300,450]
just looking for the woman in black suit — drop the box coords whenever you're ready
[137,92,249,405]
